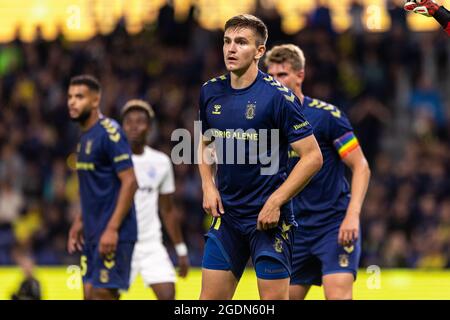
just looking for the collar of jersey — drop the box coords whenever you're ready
[132,146,151,159]
[81,118,102,135]
[303,95,312,105]
[227,70,263,95]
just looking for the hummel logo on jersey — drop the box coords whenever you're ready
[308,98,341,118]
[280,221,292,241]
[104,253,115,269]
[343,245,354,254]
[212,104,222,115]
[284,92,295,102]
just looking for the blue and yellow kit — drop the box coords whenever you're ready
[199,71,313,279]
[288,96,361,286]
[76,117,137,289]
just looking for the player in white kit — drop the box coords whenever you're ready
[121,99,190,300]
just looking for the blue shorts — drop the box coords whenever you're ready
[291,216,361,286]
[202,215,294,280]
[81,242,135,290]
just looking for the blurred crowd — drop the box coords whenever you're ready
[0,1,449,268]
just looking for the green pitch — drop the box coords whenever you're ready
[1,267,449,300]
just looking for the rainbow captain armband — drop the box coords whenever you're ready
[333,132,359,158]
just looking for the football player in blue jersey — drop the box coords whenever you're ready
[198,15,323,300]
[66,75,138,300]
[265,44,371,300]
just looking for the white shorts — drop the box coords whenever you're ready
[130,239,176,286]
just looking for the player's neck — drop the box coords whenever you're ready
[230,63,258,89]
[80,110,100,132]
[295,87,304,104]
[131,144,145,155]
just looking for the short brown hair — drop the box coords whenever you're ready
[264,44,306,71]
[224,14,268,46]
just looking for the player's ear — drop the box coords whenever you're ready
[297,69,305,82]
[255,44,266,60]
[92,91,101,108]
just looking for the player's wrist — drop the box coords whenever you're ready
[105,224,119,232]
[345,207,361,218]
[202,181,216,192]
[175,242,188,256]
[268,192,285,207]
[434,5,449,26]
[74,214,83,225]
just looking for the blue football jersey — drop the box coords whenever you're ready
[76,117,137,243]
[288,96,360,227]
[199,71,313,225]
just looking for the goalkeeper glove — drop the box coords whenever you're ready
[404,0,440,17]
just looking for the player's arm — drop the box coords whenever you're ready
[257,135,323,230]
[67,212,83,254]
[338,147,371,246]
[159,194,190,277]
[434,5,450,35]
[99,167,138,257]
[197,86,224,218]
[198,134,224,218]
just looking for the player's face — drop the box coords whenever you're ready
[122,110,150,146]
[67,85,99,123]
[223,27,265,73]
[267,62,303,92]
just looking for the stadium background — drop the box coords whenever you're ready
[0,0,449,299]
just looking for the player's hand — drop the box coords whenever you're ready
[338,212,359,247]
[177,255,190,278]
[257,196,281,230]
[99,227,119,257]
[202,184,225,217]
[67,219,84,254]
[404,0,440,17]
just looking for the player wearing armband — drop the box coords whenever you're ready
[265,44,371,300]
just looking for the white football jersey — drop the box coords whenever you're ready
[132,146,175,243]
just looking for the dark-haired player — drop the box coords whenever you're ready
[121,99,190,300]
[66,75,138,300]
